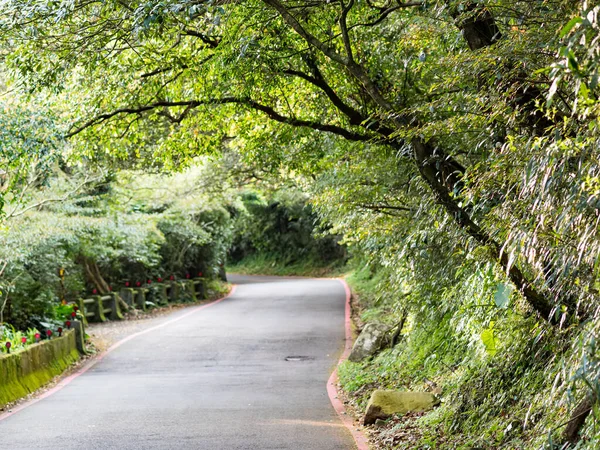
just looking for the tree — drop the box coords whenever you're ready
[0,90,64,217]
[0,0,590,322]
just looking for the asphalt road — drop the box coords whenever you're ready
[0,275,355,450]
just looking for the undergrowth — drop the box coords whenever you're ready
[341,263,595,450]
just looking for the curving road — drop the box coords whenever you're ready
[0,275,356,450]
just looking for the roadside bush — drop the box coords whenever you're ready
[0,167,232,331]
[157,215,211,277]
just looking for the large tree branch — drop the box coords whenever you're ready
[283,68,366,125]
[358,203,416,215]
[182,29,220,48]
[261,0,349,66]
[262,0,402,123]
[339,0,356,62]
[283,62,395,134]
[141,65,188,79]
[66,98,375,142]
[66,101,198,137]
[410,138,556,322]
[351,2,423,29]
[262,0,558,323]
[240,98,372,141]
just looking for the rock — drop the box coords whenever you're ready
[348,323,389,362]
[363,390,440,425]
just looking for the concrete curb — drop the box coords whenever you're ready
[327,279,371,450]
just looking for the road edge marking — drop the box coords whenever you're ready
[327,279,370,450]
[0,285,238,422]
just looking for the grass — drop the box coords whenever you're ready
[205,279,231,298]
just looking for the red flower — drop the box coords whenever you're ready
[5,342,11,349]
[73,306,79,312]
[92,289,97,294]
[147,279,152,284]
[46,330,53,337]
[71,311,76,318]
[198,272,203,277]
[21,337,27,344]
[109,286,112,291]
[186,273,190,279]
[65,321,72,329]
[125,281,130,287]
[170,275,175,280]
[157,277,162,282]
[136,281,141,287]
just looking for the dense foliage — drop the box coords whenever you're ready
[228,188,346,270]
[0,165,231,332]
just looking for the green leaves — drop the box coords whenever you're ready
[494,283,513,309]
[559,17,583,38]
[481,322,498,357]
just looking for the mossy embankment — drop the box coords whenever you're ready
[0,331,80,409]
[339,265,589,449]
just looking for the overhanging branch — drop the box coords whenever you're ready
[66,97,375,142]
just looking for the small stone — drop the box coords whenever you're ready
[363,390,440,425]
[348,323,389,362]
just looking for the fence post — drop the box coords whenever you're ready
[136,288,147,311]
[119,288,136,307]
[168,282,179,303]
[185,280,197,302]
[77,298,89,326]
[94,295,108,322]
[194,278,206,300]
[72,319,87,354]
[109,293,124,320]
[156,285,169,306]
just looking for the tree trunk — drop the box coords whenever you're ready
[265,0,561,324]
[563,394,594,445]
[390,311,407,347]
[452,3,557,134]
[451,2,501,50]
[78,255,129,311]
[411,138,555,321]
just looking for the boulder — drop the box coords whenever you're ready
[348,323,389,362]
[363,390,440,425]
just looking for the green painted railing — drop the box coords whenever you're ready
[77,278,207,323]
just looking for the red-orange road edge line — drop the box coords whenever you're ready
[0,285,238,423]
[328,279,370,450]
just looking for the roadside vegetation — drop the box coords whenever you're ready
[227,189,347,276]
[1,0,600,448]
[0,163,234,343]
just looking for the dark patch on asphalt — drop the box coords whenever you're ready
[284,356,314,362]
